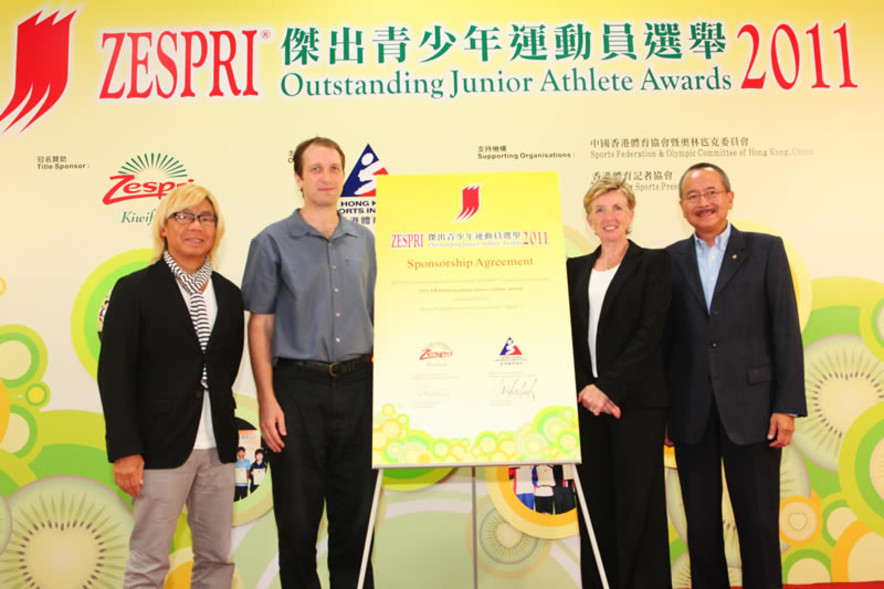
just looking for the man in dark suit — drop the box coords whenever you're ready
[98,184,244,587]
[665,163,806,588]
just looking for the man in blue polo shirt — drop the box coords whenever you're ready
[242,136,377,589]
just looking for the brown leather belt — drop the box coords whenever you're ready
[277,354,372,378]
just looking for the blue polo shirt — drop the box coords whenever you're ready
[242,209,376,363]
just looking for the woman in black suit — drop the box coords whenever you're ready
[567,177,671,588]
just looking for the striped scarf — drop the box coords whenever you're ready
[163,251,213,389]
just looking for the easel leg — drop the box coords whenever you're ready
[357,468,383,589]
[471,467,479,589]
[572,471,611,589]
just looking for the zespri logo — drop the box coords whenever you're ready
[99,27,261,99]
[419,342,453,367]
[0,10,76,133]
[453,184,481,222]
[103,153,193,205]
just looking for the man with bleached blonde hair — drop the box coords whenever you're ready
[99,184,245,587]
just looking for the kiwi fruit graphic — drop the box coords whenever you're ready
[838,402,884,537]
[778,495,821,546]
[782,547,832,584]
[478,507,539,566]
[470,497,551,579]
[794,334,884,472]
[0,475,133,588]
[0,494,10,554]
[669,552,692,589]
[820,493,854,546]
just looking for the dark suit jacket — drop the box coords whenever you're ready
[98,259,244,468]
[665,226,806,445]
[567,241,671,409]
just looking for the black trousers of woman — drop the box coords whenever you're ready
[576,406,671,589]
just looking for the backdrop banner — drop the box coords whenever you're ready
[0,1,882,587]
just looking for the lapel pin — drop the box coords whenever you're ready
[732,254,738,259]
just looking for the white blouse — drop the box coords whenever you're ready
[587,264,619,378]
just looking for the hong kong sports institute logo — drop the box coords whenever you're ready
[340,143,388,229]
[0,10,77,133]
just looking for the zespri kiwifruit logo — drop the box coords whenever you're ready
[102,152,193,205]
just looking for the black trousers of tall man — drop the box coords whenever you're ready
[269,361,376,589]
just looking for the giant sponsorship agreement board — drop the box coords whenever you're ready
[372,172,579,468]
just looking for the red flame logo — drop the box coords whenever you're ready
[453,184,481,222]
[0,10,76,133]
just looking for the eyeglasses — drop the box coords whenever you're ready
[169,211,218,226]
[682,189,726,203]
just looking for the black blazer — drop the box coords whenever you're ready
[98,260,244,468]
[567,241,671,410]
[665,226,806,445]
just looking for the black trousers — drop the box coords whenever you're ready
[576,407,671,589]
[674,401,782,589]
[553,464,576,514]
[535,494,554,514]
[269,362,377,589]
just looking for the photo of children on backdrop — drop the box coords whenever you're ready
[234,418,264,502]
[249,448,267,493]
[508,464,577,515]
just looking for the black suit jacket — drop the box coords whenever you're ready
[567,241,671,409]
[665,226,806,445]
[98,259,245,468]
